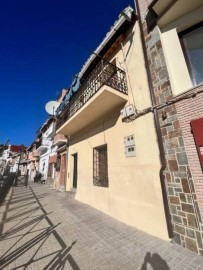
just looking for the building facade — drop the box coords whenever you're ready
[55,6,171,240]
[137,0,203,254]
[34,117,56,181]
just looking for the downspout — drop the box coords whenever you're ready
[134,0,173,238]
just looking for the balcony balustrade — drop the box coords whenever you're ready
[36,138,50,153]
[56,59,128,135]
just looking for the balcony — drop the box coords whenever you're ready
[53,134,67,147]
[56,60,128,136]
[44,122,55,139]
[150,0,202,28]
[37,138,50,153]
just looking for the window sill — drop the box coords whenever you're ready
[174,83,203,98]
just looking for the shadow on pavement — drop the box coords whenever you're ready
[140,252,170,270]
[0,185,80,269]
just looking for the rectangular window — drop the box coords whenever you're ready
[180,23,203,86]
[93,144,108,187]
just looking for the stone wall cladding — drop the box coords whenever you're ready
[138,0,155,19]
[138,0,203,255]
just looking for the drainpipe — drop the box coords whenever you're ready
[134,0,173,238]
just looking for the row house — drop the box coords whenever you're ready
[2,144,27,174]
[47,89,68,190]
[34,117,56,181]
[55,6,170,240]
[137,0,203,254]
[51,133,67,190]
[27,89,68,189]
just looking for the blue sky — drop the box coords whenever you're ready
[0,0,134,147]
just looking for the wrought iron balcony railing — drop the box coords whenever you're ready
[56,59,128,130]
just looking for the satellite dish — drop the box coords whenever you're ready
[45,101,60,115]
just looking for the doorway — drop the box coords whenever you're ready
[72,153,78,188]
[59,154,66,188]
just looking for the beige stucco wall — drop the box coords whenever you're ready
[67,111,168,239]
[159,6,203,96]
[65,22,169,240]
[114,23,152,111]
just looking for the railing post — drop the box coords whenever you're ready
[101,59,104,85]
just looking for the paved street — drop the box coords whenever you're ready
[0,177,203,270]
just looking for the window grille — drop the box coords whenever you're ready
[93,144,108,187]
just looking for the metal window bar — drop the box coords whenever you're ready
[56,59,127,130]
[93,144,108,187]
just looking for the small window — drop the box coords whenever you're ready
[180,23,203,86]
[93,144,108,187]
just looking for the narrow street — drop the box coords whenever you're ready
[0,177,203,270]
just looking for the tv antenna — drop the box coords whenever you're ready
[45,101,60,116]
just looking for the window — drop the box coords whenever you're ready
[93,144,108,187]
[180,23,203,86]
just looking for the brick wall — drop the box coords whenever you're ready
[137,0,203,254]
[176,86,203,218]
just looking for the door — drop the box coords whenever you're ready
[72,153,78,188]
[59,154,66,187]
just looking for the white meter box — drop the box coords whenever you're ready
[124,134,135,147]
[126,104,135,117]
[125,146,136,157]
[124,134,136,157]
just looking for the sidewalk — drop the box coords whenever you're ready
[0,178,203,270]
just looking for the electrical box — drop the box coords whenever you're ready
[120,108,127,119]
[124,134,136,157]
[124,134,135,147]
[126,104,135,117]
[125,146,136,157]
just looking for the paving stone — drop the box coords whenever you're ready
[0,178,203,269]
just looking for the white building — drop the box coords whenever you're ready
[36,119,57,180]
